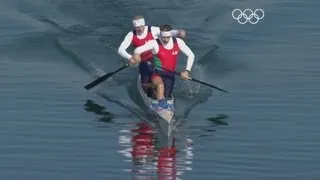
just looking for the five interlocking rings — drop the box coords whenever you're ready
[232,9,264,24]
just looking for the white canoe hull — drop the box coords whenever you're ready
[137,75,175,136]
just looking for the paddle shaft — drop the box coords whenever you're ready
[155,66,229,93]
[84,64,129,90]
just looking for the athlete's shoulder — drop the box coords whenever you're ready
[150,26,160,32]
[174,38,189,49]
[126,30,134,37]
[175,37,185,44]
[148,39,158,44]
[120,31,133,43]
[150,25,160,29]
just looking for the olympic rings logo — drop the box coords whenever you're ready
[232,9,264,24]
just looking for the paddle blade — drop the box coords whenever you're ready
[84,64,129,90]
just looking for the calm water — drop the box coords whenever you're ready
[1,0,320,179]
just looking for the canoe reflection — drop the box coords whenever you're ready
[118,121,193,180]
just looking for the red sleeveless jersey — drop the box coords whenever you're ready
[132,26,154,61]
[154,37,180,71]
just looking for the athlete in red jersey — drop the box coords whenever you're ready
[132,24,195,109]
[118,16,186,97]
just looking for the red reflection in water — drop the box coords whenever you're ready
[157,140,177,180]
[131,122,156,160]
[128,122,177,180]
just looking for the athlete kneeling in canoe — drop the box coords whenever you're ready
[132,24,195,109]
[118,16,186,97]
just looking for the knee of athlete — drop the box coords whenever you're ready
[157,83,164,92]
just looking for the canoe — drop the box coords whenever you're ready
[137,75,174,136]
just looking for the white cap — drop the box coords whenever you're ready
[132,18,145,27]
[160,30,172,37]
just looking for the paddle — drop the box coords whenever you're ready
[84,63,129,90]
[187,77,229,93]
[156,66,229,93]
